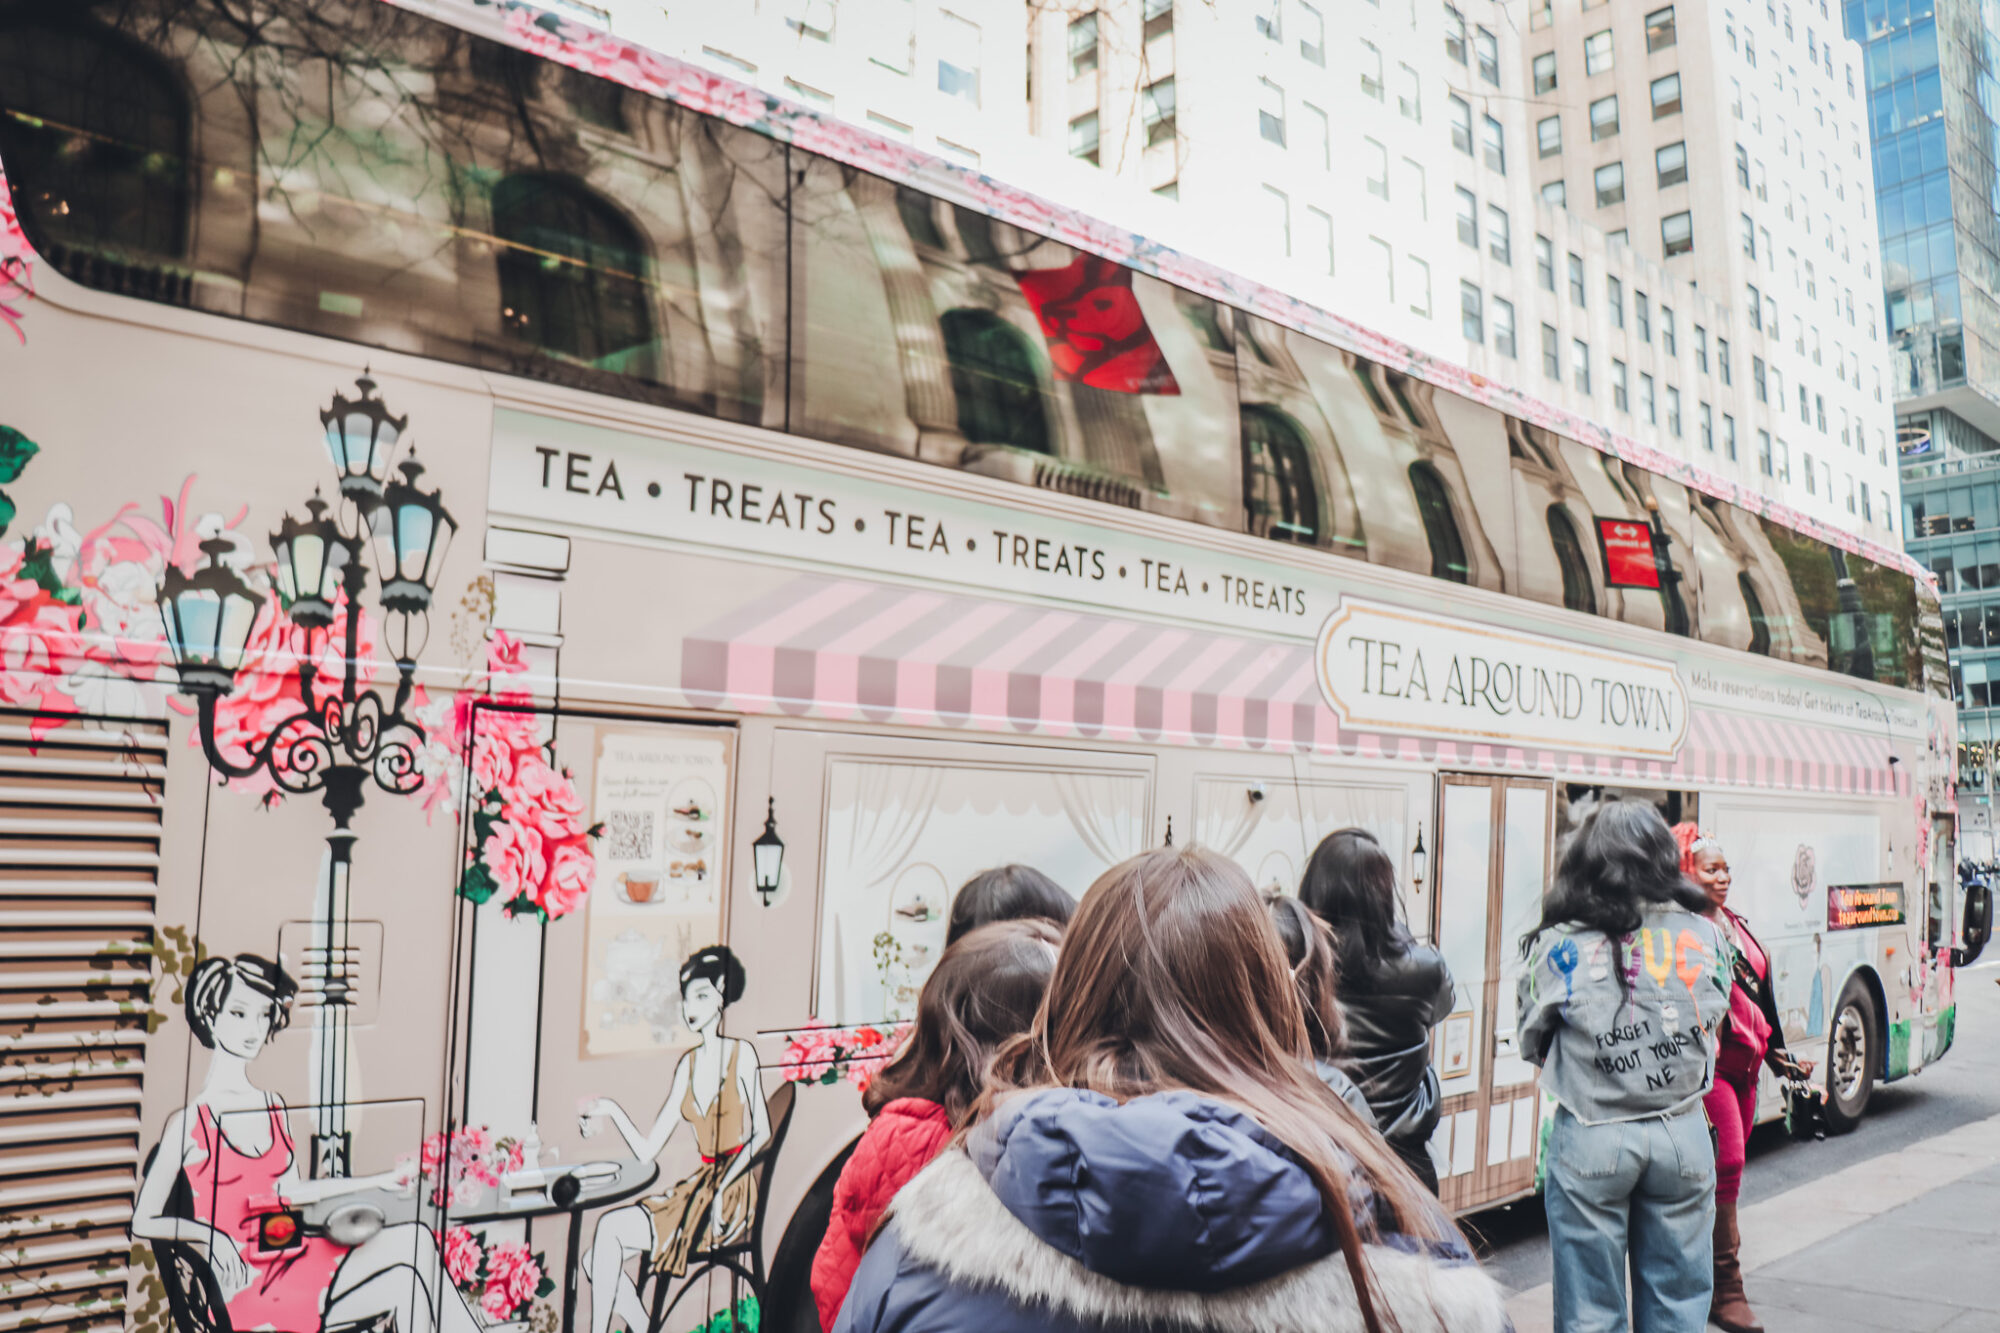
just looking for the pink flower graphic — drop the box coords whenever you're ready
[542,837,594,918]
[482,822,547,904]
[506,753,587,842]
[486,1240,543,1310]
[442,1226,484,1287]
[480,1280,517,1322]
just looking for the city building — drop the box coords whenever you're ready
[1513,0,1901,539]
[566,0,1898,543]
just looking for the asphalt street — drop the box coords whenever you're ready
[1467,956,2000,1295]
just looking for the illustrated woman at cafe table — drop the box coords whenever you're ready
[131,954,482,1333]
[581,945,772,1333]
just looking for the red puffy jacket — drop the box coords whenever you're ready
[810,1097,952,1330]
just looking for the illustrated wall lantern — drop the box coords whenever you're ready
[158,537,261,695]
[270,494,354,630]
[319,373,406,507]
[1411,827,1429,891]
[373,454,457,615]
[753,797,786,906]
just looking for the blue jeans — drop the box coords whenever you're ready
[1545,1105,1715,1333]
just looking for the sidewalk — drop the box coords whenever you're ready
[1503,1110,2000,1332]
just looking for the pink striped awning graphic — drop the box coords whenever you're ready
[681,577,1903,797]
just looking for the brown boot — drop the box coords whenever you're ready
[1710,1198,1764,1332]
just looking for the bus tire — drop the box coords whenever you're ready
[1824,978,1878,1135]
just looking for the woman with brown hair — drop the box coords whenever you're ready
[809,919,1060,1329]
[832,846,1509,1333]
[1264,889,1374,1126]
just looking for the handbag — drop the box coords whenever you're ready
[1781,1076,1829,1142]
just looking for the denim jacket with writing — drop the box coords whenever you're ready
[1517,908,1731,1125]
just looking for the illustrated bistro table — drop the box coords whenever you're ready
[301,1158,660,1333]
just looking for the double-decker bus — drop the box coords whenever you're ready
[0,4,1984,1333]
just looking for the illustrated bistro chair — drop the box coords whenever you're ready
[643,1079,798,1333]
[140,1144,393,1333]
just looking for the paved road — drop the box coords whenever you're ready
[1467,956,2000,1295]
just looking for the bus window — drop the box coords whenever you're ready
[1690,496,1824,665]
[0,5,789,424]
[789,154,1242,531]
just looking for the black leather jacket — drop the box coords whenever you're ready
[1335,940,1457,1151]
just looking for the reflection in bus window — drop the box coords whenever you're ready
[493,174,656,372]
[1739,572,1773,656]
[1241,405,1319,544]
[1411,462,1470,583]
[0,20,189,263]
[940,309,1051,455]
[1547,505,1598,614]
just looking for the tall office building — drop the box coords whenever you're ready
[1846,0,2000,831]
[1516,0,1901,538]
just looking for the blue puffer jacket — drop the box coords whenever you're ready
[831,1088,1512,1333]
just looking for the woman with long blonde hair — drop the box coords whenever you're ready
[831,846,1508,1333]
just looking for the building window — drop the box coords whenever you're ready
[1144,0,1174,40]
[1493,297,1517,356]
[1307,205,1334,274]
[1067,12,1099,77]
[1542,179,1567,208]
[1757,428,1773,475]
[493,173,655,368]
[1444,3,1467,61]
[1455,187,1479,246]
[1567,253,1586,307]
[1723,413,1737,458]
[1656,140,1688,187]
[1747,283,1761,329]
[1263,184,1291,255]
[1538,114,1563,158]
[1572,338,1591,392]
[1651,72,1682,118]
[1362,40,1385,100]
[1584,28,1613,74]
[1533,51,1558,94]
[1483,115,1506,172]
[1804,452,1817,494]
[1548,506,1598,613]
[1717,337,1731,383]
[1410,463,1470,583]
[1661,210,1693,255]
[1595,160,1625,206]
[1542,322,1561,378]
[1488,205,1512,262]
[1365,137,1389,198]
[1258,78,1286,145]
[1735,143,1750,187]
[1405,254,1432,316]
[1608,275,1625,328]
[938,13,981,102]
[1476,27,1501,84]
[1590,95,1620,141]
[1536,234,1555,290]
[1397,62,1423,121]
[1299,2,1326,64]
[1635,291,1650,341]
[1256,0,1282,40]
[1461,280,1484,340]
[1700,401,1713,450]
[1695,325,1709,371]
[940,309,1050,454]
[1646,5,1677,50]
[1144,77,1177,146]
[1640,371,1656,423]
[1449,94,1472,152]
[1613,358,1630,411]
[1753,355,1767,402]
[1242,405,1319,543]
[1068,111,1100,164]
[1661,306,1676,354]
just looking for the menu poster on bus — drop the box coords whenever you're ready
[580,725,732,1056]
[1827,882,1906,930]
[1594,517,1663,589]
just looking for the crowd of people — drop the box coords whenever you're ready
[799,800,1799,1333]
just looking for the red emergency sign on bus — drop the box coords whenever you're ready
[1596,517,1663,589]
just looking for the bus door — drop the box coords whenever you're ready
[1430,774,1554,1214]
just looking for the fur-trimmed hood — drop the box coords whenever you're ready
[831,1089,1512,1333]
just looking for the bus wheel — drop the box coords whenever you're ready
[1824,979,1878,1135]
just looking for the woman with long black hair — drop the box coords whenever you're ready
[1518,801,1731,1333]
[1297,828,1455,1193]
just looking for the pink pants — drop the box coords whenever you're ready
[1704,1063,1758,1205]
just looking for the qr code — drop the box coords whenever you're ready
[606,810,654,862]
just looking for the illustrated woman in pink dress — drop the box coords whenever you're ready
[132,955,481,1333]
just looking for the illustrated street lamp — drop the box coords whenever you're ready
[157,374,455,1177]
[753,797,786,907]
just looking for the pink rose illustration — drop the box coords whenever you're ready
[482,822,547,904]
[506,754,587,842]
[480,1279,517,1322]
[541,837,594,918]
[486,1240,542,1309]
[442,1226,484,1287]
[470,732,514,796]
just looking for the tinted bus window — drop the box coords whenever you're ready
[0,3,789,424]
[789,154,1242,531]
